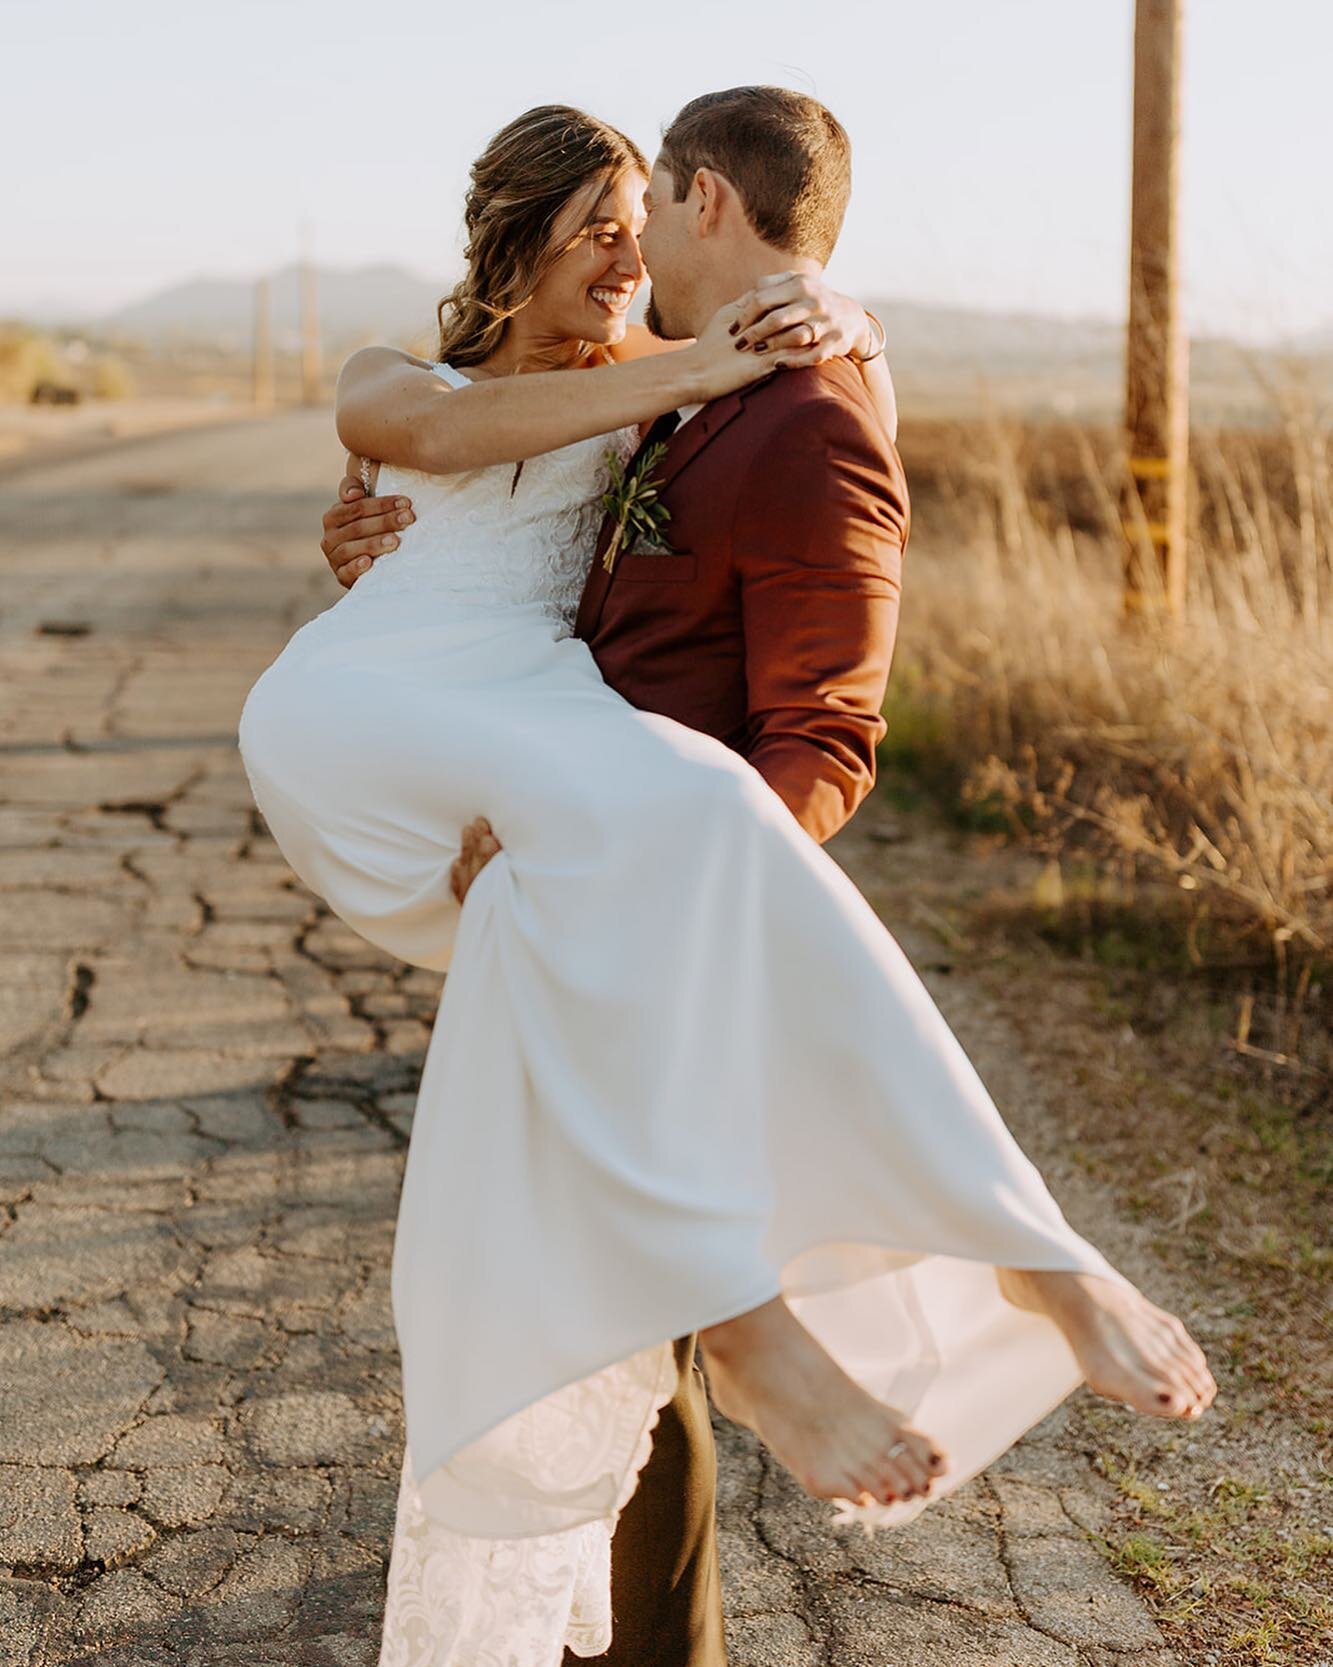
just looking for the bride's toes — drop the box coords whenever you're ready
[1186,1368,1217,1415]
[1178,1353,1214,1408]
[904,1430,947,1491]
[882,1459,927,1502]
[870,1452,916,1503]
[1153,1382,1195,1416]
[873,1429,946,1502]
[1147,1350,1217,1419]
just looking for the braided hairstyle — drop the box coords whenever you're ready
[437,106,648,368]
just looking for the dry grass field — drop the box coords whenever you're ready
[894,398,1331,1051]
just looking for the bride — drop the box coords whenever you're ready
[240,97,1215,1667]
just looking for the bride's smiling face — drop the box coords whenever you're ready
[526,168,648,346]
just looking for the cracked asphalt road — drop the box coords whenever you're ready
[0,414,1175,1665]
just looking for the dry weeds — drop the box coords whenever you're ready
[892,396,1332,1077]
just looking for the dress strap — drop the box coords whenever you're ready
[433,363,471,390]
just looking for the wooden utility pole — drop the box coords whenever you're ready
[252,276,275,409]
[299,257,322,406]
[1123,0,1188,615]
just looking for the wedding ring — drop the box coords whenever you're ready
[886,1440,908,1459]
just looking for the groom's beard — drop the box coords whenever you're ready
[645,292,688,341]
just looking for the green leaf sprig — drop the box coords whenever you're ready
[601,441,673,573]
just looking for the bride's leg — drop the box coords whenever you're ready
[699,1297,947,1507]
[997,1269,1217,1418]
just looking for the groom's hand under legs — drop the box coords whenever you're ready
[451,819,502,904]
[320,465,415,589]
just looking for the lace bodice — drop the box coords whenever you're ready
[351,363,639,636]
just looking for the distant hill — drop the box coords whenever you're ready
[99,263,446,354]
[98,265,1130,365]
[871,300,1121,367]
[86,264,1329,424]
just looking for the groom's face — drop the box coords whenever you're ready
[639,160,699,341]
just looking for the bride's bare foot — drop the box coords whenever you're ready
[999,1268,1217,1419]
[700,1297,948,1507]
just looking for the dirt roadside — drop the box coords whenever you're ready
[831,786,1333,1667]
[0,398,272,479]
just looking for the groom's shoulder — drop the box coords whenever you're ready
[741,359,895,455]
[729,360,909,545]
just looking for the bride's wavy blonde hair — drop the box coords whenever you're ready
[437,106,648,368]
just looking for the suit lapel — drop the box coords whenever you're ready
[574,389,749,642]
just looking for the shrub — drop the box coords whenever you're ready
[0,326,62,402]
[92,355,136,400]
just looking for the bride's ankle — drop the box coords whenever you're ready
[700,1296,788,1364]
[999,1266,1105,1318]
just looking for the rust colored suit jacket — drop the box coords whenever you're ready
[574,358,909,846]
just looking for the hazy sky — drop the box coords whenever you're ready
[4,0,1329,341]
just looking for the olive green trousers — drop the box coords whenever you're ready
[563,1335,727,1666]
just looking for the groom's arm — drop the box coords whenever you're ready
[734,392,909,845]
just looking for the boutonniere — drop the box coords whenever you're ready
[601,442,673,573]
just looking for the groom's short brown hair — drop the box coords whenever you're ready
[659,86,852,264]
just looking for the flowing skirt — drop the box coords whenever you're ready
[239,592,1127,1663]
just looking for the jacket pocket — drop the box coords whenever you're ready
[616,551,698,583]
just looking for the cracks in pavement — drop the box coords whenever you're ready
[987,1476,1067,1653]
[278,1050,413,1153]
[66,963,95,1023]
[747,1448,836,1666]
[96,799,172,834]
[839,1560,1014,1621]
[96,763,206,834]
[99,649,146,740]
[983,1474,1137,1666]
[0,424,404,1662]
[234,806,267,863]
[267,1056,319,1134]
[0,1302,72,1326]
[117,848,153,893]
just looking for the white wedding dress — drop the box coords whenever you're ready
[239,364,1130,1667]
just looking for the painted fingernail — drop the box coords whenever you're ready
[734,337,748,351]
[754,342,768,353]
[728,321,740,336]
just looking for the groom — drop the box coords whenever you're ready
[320,87,908,1667]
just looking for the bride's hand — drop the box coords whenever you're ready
[730,271,877,368]
[683,298,799,401]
